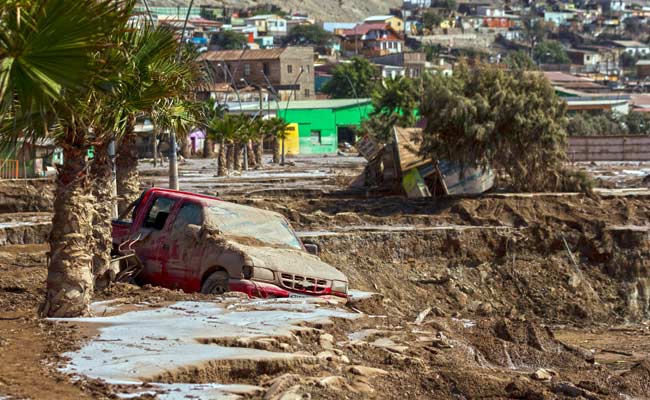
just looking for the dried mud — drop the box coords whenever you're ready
[2,178,650,399]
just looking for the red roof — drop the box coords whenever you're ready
[341,23,390,36]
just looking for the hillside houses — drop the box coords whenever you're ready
[133,0,650,112]
[340,23,404,57]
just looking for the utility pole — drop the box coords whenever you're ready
[169,0,194,191]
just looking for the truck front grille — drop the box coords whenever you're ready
[280,273,329,294]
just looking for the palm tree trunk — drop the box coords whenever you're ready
[217,140,227,176]
[179,134,191,158]
[203,138,214,158]
[116,116,140,215]
[247,140,256,168]
[226,143,235,171]
[90,141,115,291]
[234,142,243,171]
[255,137,264,167]
[272,136,280,164]
[41,133,94,317]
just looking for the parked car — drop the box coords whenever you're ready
[112,188,348,298]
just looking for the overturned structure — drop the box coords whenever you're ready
[354,127,494,198]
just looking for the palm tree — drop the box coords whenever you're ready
[114,25,197,214]
[265,117,290,164]
[87,25,196,286]
[0,0,131,317]
[207,114,239,176]
[197,97,224,159]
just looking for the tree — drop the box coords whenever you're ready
[264,117,290,163]
[624,17,645,37]
[566,112,624,136]
[504,50,536,70]
[0,0,131,317]
[114,26,197,215]
[522,14,550,54]
[418,63,587,192]
[422,10,443,29]
[321,57,377,99]
[197,98,224,158]
[207,113,240,175]
[623,112,650,135]
[363,77,419,143]
[210,30,248,50]
[284,24,333,47]
[423,44,443,61]
[534,41,570,64]
[566,111,650,136]
[431,0,457,10]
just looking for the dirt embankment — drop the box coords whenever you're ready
[0,179,54,213]
[277,195,650,324]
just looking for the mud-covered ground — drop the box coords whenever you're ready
[1,156,650,399]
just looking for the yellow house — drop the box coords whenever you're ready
[440,18,456,29]
[363,15,404,32]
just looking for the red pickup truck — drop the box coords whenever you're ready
[112,188,348,298]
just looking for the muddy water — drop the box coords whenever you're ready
[56,298,356,399]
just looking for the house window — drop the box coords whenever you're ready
[263,62,270,75]
[287,65,293,73]
[244,63,250,76]
[304,89,310,97]
[310,130,321,144]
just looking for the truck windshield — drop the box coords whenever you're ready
[206,202,302,250]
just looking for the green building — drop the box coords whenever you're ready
[231,98,373,154]
[278,99,373,154]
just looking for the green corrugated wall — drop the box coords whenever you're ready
[280,103,373,154]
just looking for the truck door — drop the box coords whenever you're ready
[135,195,177,287]
[165,201,205,291]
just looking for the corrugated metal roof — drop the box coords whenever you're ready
[275,98,372,109]
[612,40,648,48]
[198,48,287,62]
[227,98,372,111]
[394,127,427,171]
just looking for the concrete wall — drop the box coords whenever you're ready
[568,135,650,161]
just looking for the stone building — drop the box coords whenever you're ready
[198,47,315,100]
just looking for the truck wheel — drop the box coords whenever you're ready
[201,270,230,294]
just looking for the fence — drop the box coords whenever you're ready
[0,159,19,179]
[568,135,650,162]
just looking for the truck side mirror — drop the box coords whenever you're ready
[304,243,319,256]
[185,224,201,241]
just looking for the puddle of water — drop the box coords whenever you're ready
[0,221,45,229]
[55,298,356,399]
[116,383,260,400]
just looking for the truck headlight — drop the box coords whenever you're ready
[332,280,348,294]
[252,267,274,281]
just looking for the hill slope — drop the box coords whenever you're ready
[145,0,402,22]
